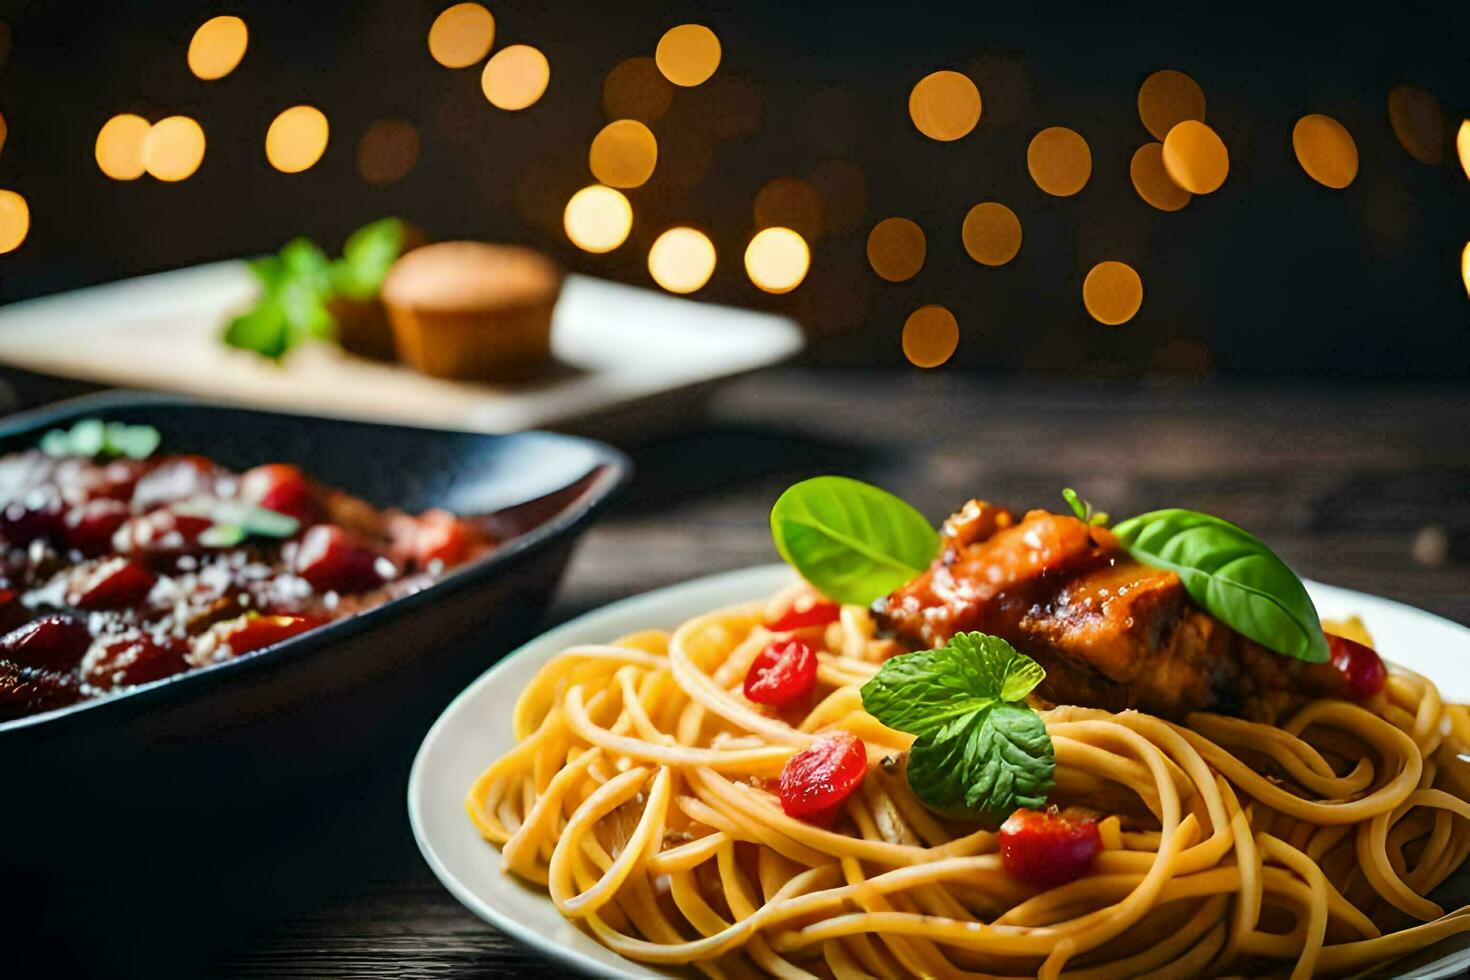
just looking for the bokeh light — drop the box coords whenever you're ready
[143,115,206,182]
[95,113,152,181]
[648,227,716,294]
[1458,121,1470,181]
[808,160,867,237]
[902,305,958,368]
[1387,84,1446,165]
[187,15,248,80]
[961,202,1022,266]
[1462,242,1469,300]
[589,119,658,189]
[866,217,926,282]
[754,177,823,242]
[481,45,549,110]
[357,119,420,185]
[1083,261,1143,325]
[1129,142,1190,212]
[0,112,6,157]
[603,57,673,124]
[1292,114,1358,189]
[266,105,329,174]
[655,24,721,87]
[1162,120,1228,194]
[427,3,495,69]
[563,184,633,253]
[744,227,810,294]
[0,190,28,253]
[1027,127,1091,196]
[1137,69,1205,141]
[907,70,982,142]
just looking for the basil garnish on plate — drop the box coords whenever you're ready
[1110,507,1330,664]
[861,632,1054,827]
[40,419,161,460]
[175,498,301,548]
[770,476,939,606]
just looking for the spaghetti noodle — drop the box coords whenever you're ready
[466,584,1470,978]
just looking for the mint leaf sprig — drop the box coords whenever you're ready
[174,497,300,548]
[40,419,161,460]
[861,633,1054,827]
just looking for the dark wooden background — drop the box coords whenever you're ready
[11,368,1468,977]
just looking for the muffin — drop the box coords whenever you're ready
[380,242,562,381]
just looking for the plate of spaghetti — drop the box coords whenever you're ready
[410,478,1470,979]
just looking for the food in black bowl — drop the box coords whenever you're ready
[0,392,628,858]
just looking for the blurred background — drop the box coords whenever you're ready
[0,0,1465,379]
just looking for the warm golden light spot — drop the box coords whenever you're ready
[1292,114,1358,189]
[1083,261,1143,325]
[1388,84,1445,166]
[744,227,810,294]
[427,3,494,69]
[265,105,329,174]
[564,184,633,254]
[187,15,248,80]
[143,116,206,182]
[754,177,823,242]
[603,57,673,124]
[589,119,658,189]
[1462,242,1469,300]
[95,113,152,181]
[648,227,716,294]
[1458,121,1470,181]
[0,113,7,158]
[0,189,28,253]
[961,202,1022,266]
[866,217,925,282]
[808,160,867,236]
[356,119,419,185]
[902,305,958,368]
[1129,142,1190,212]
[907,70,982,142]
[1027,127,1091,197]
[1137,69,1205,141]
[481,44,549,110]
[655,24,720,87]
[1162,120,1228,194]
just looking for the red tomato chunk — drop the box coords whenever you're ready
[293,525,388,593]
[999,807,1102,888]
[240,464,319,526]
[766,599,841,633]
[778,733,867,826]
[744,639,818,707]
[1327,633,1387,702]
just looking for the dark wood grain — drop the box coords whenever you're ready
[154,369,1470,976]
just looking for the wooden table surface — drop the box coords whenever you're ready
[23,368,1466,978]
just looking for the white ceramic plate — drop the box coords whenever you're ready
[408,564,1470,979]
[0,261,803,433]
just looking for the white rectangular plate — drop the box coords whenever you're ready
[0,261,803,432]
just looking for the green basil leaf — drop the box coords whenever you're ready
[198,523,247,548]
[39,419,161,460]
[104,422,161,460]
[1111,508,1329,663]
[1061,487,1108,526]
[335,217,405,300]
[68,419,106,457]
[174,498,300,540]
[225,297,291,359]
[906,703,1054,827]
[860,632,1043,738]
[770,476,939,606]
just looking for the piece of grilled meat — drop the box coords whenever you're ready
[874,500,1347,722]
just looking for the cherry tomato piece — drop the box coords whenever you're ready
[64,498,131,556]
[778,733,867,825]
[130,455,221,512]
[294,524,387,594]
[212,613,325,659]
[67,557,157,609]
[999,807,1102,888]
[112,509,214,558]
[744,639,818,706]
[767,600,842,633]
[412,509,477,569]
[0,498,63,547]
[0,613,92,671]
[0,659,80,719]
[1328,633,1387,702]
[240,464,319,526]
[82,633,189,690]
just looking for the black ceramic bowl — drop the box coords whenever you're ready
[0,391,629,850]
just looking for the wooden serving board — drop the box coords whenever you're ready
[0,261,804,433]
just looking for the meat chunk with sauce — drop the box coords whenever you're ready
[875,500,1346,721]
